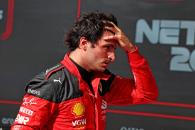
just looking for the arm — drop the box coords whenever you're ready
[11,71,60,130]
[103,22,158,105]
[105,48,158,105]
[11,94,57,130]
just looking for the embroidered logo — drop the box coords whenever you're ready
[15,114,29,125]
[19,107,34,116]
[22,98,37,106]
[53,78,62,84]
[72,102,85,117]
[72,118,86,128]
[101,99,107,110]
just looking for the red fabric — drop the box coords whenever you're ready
[11,48,158,130]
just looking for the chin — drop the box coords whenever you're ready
[94,67,106,72]
[98,67,107,72]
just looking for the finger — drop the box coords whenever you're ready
[104,25,120,34]
[103,35,117,41]
[106,21,121,32]
[104,26,117,35]
[103,21,121,32]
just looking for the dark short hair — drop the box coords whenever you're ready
[65,11,118,51]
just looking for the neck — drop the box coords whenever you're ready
[69,50,91,72]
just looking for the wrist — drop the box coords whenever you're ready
[125,45,137,53]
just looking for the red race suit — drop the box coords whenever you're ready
[11,48,158,130]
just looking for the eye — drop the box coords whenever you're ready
[103,45,111,50]
[104,45,110,49]
[103,45,116,51]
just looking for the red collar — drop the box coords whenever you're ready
[60,53,111,81]
[60,52,81,79]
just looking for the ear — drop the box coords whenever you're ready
[79,37,88,51]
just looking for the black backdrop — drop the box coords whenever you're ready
[1,0,195,129]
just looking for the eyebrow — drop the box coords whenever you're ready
[104,41,117,49]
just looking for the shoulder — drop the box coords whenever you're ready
[25,64,65,102]
[25,63,82,102]
[45,63,65,80]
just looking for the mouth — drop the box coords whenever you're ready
[102,61,110,68]
[99,59,112,69]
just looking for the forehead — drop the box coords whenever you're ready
[97,30,117,45]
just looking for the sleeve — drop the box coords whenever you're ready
[11,94,57,130]
[11,72,60,130]
[105,47,158,105]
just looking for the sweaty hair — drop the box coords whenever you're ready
[65,12,118,51]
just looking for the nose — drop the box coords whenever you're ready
[108,52,115,62]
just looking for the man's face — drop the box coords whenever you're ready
[84,30,117,72]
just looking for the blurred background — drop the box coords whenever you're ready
[0,0,195,129]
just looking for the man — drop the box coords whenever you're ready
[11,12,158,130]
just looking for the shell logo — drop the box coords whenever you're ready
[72,102,85,117]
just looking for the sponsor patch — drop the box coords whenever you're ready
[19,107,34,116]
[11,125,24,130]
[101,99,107,110]
[27,89,40,96]
[72,118,87,128]
[22,98,37,106]
[72,102,85,117]
[53,77,62,84]
[15,114,29,125]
